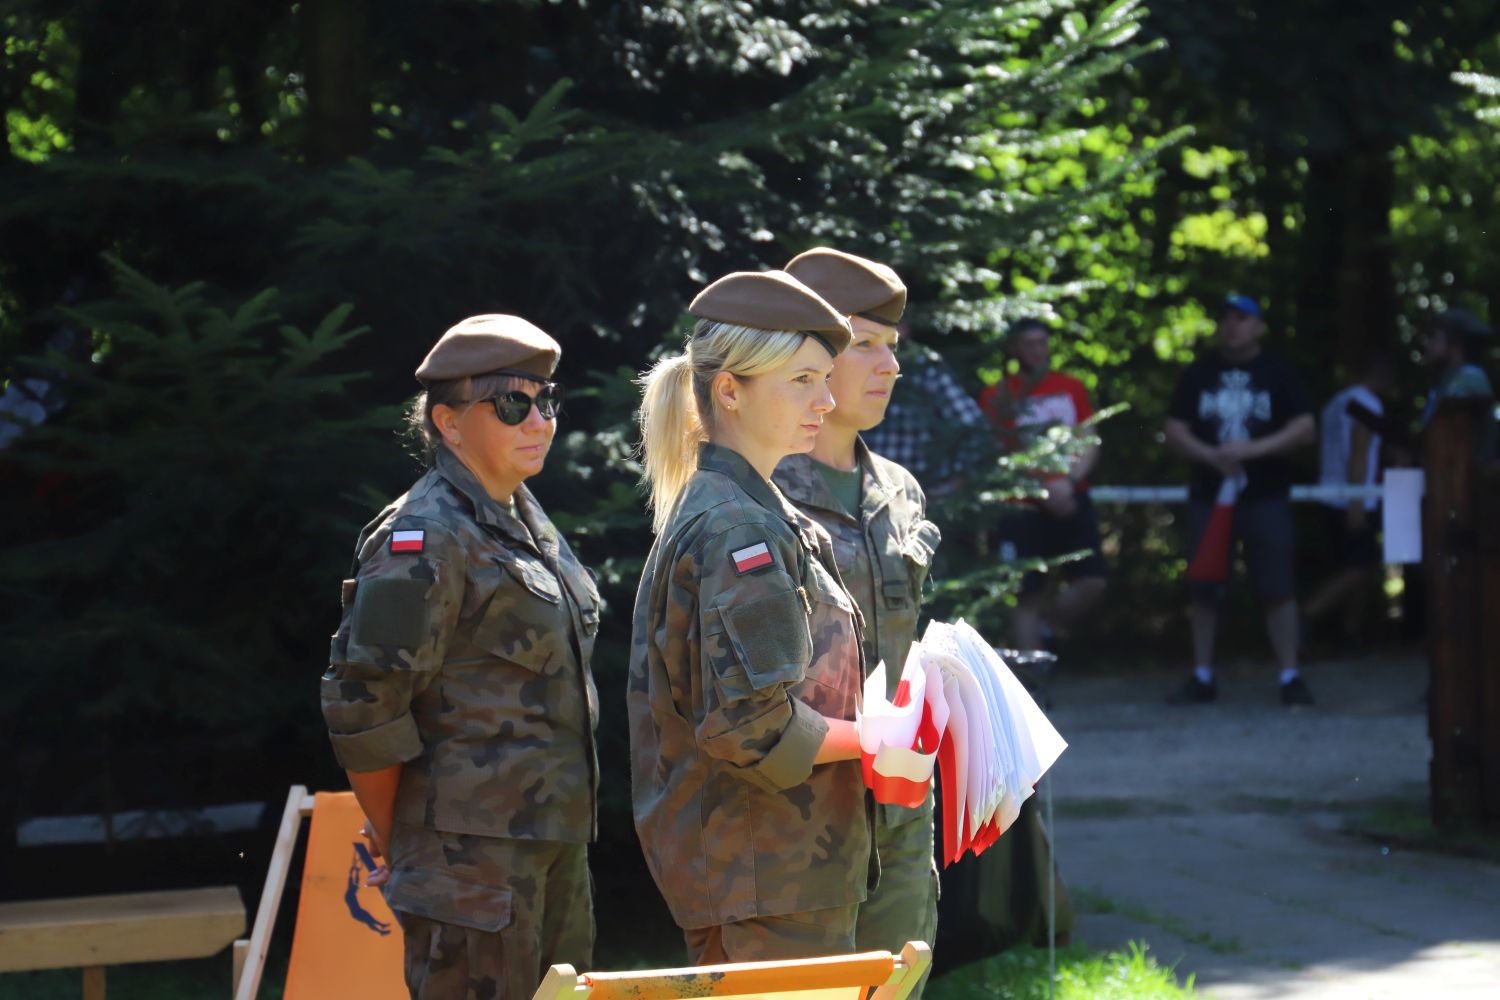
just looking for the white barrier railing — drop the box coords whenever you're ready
[1088,483,1385,504]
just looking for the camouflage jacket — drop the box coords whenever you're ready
[322,447,601,844]
[774,441,942,826]
[628,443,875,929]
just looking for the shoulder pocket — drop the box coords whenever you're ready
[712,587,812,692]
[386,869,512,932]
[351,577,431,649]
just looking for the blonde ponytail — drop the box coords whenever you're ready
[637,321,806,533]
[638,353,704,534]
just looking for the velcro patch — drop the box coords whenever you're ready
[390,529,425,554]
[731,541,774,575]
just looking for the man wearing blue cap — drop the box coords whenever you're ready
[1163,294,1316,705]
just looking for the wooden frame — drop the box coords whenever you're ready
[531,941,932,1000]
[231,785,316,1000]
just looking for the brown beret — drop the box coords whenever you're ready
[785,247,906,325]
[415,314,561,383]
[688,270,853,354]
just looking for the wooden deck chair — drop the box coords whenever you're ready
[232,785,406,1000]
[531,941,931,1000]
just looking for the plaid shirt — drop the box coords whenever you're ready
[863,347,990,490]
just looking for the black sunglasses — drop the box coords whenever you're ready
[478,383,565,425]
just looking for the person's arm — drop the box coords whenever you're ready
[813,717,862,763]
[348,765,402,884]
[1069,441,1101,484]
[1218,413,1315,462]
[1164,417,1237,477]
[1346,422,1372,529]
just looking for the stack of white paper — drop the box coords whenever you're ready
[856,618,1068,865]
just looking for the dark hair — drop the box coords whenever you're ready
[1434,308,1492,359]
[404,372,533,465]
[1006,318,1050,342]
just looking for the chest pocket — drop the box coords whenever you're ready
[901,518,942,605]
[799,555,861,701]
[470,554,572,675]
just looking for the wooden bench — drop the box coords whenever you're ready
[0,886,245,999]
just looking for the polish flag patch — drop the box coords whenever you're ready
[730,541,774,575]
[390,529,425,554]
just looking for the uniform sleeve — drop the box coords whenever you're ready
[320,519,465,772]
[693,520,827,793]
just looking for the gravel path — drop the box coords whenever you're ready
[1037,651,1500,998]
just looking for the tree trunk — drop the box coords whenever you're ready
[302,0,371,164]
[1333,146,1396,371]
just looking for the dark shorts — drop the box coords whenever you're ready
[1185,495,1295,605]
[995,492,1108,596]
[1323,506,1381,568]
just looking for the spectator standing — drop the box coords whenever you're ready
[1302,352,1394,649]
[978,319,1107,651]
[862,335,990,498]
[1163,295,1316,705]
[1422,307,1493,425]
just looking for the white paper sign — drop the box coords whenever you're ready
[1383,468,1425,565]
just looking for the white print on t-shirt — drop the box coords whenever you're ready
[1199,370,1271,442]
[1016,392,1079,428]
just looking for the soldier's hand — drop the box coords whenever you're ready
[360,819,391,888]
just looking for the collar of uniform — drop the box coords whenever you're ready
[513,484,560,561]
[774,440,897,517]
[433,447,536,550]
[698,442,809,537]
[853,438,899,515]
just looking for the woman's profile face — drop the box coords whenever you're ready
[723,336,836,462]
[451,376,557,489]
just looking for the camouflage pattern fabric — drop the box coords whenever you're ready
[321,446,601,985]
[629,443,875,935]
[775,441,941,992]
[684,903,859,965]
[390,829,592,1000]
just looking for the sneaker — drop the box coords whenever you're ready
[1280,676,1315,706]
[1167,674,1217,704]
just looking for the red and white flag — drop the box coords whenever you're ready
[390,529,425,554]
[730,541,773,575]
[1186,473,1245,583]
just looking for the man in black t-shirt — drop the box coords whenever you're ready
[1163,295,1316,705]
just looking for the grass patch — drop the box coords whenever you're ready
[0,953,277,1000]
[1074,888,1242,956]
[929,941,1193,999]
[1342,795,1500,864]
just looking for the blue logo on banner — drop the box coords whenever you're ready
[345,842,393,935]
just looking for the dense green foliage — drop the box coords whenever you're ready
[1,0,1165,822]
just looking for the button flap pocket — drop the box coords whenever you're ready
[802,558,854,613]
[504,556,562,605]
[903,518,942,568]
[386,869,512,933]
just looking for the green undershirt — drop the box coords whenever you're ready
[813,459,863,517]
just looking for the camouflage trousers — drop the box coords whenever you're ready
[387,825,593,1000]
[856,804,938,999]
[684,903,858,965]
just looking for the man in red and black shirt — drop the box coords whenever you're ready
[979,318,1107,652]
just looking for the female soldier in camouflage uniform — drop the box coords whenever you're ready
[773,248,941,995]
[630,271,876,964]
[322,315,602,1000]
